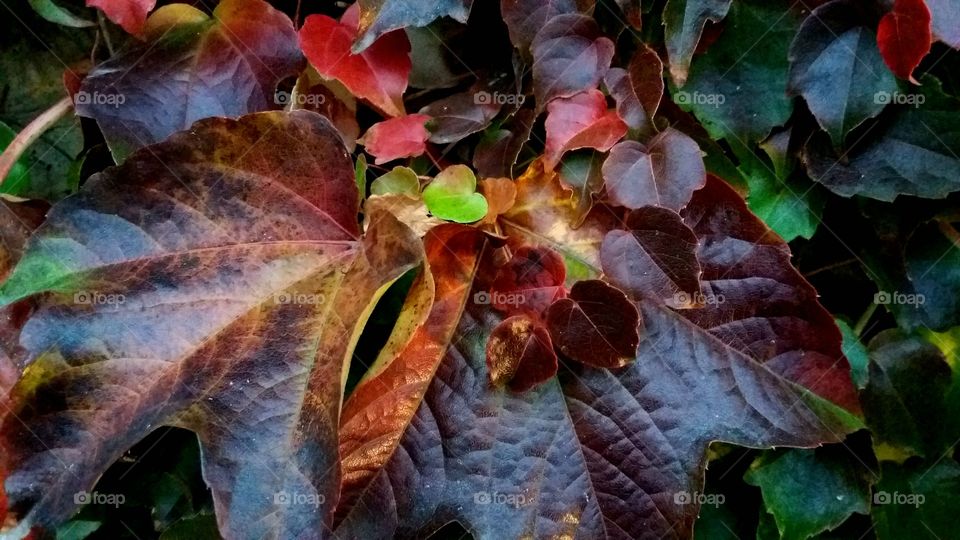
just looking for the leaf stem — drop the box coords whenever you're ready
[853,301,878,338]
[0,97,74,187]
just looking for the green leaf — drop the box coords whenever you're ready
[745,448,872,540]
[872,460,960,540]
[837,319,869,389]
[55,520,101,540]
[355,153,368,202]
[663,0,733,86]
[370,166,420,197]
[422,164,488,222]
[28,0,94,27]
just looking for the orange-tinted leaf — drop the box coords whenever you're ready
[0,111,424,539]
[491,245,566,316]
[477,177,517,224]
[544,89,627,172]
[532,14,615,108]
[363,194,445,237]
[87,0,155,35]
[601,206,702,308]
[877,0,932,83]
[360,114,431,164]
[300,4,411,117]
[546,279,640,368]
[486,314,558,392]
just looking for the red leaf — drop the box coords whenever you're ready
[544,89,627,172]
[486,315,558,392]
[491,245,566,316]
[546,279,641,368]
[877,0,932,83]
[87,0,155,35]
[300,4,411,117]
[360,114,432,164]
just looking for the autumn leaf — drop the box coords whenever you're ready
[0,111,423,539]
[473,107,536,179]
[352,0,474,52]
[477,177,517,224]
[604,41,664,135]
[490,245,566,316]
[543,89,627,172]
[359,114,432,164]
[500,0,580,52]
[663,0,733,86]
[532,14,615,108]
[87,0,155,35]
[486,314,558,391]
[418,88,501,144]
[877,0,932,83]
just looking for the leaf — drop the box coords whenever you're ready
[419,89,502,144]
[663,0,733,86]
[490,245,566,316]
[872,460,960,540]
[604,41,663,135]
[926,0,960,49]
[28,0,94,28]
[602,128,706,211]
[363,193,445,237]
[352,0,474,52]
[543,89,627,172]
[877,0,932,83]
[545,278,640,368]
[473,107,536,179]
[902,220,960,331]
[600,206,702,308]
[0,111,424,538]
[370,166,421,196]
[532,14,615,108]
[837,319,869,390]
[300,4,411,118]
[360,114,432,164]
[680,176,861,411]
[486,314,558,391]
[500,0,580,52]
[744,448,872,540]
[861,330,953,460]
[802,75,960,201]
[76,0,302,162]
[291,72,361,152]
[677,0,800,143]
[557,150,604,225]
[422,164,489,223]
[87,0,155,34]
[477,177,516,224]
[787,0,897,145]
[335,224,485,532]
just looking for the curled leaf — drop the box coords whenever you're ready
[486,314,558,392]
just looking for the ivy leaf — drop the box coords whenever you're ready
[926,0,960,49]
[301,4,411,117]
[370,166,421,196]
[558,150,604,225]
[422,164,489,223]
[0,111,424,538]
[787,0,896,145]
[837,319,869,390]
[663,0,733,86]
[76,0,302,161]
[604,41,663,135]
[490,245,566,316]
[28,0,94,28]
[545,278,640,368]
[360,114,432,164]
[486,314,558,391]
[877,0,932,83]
[500,0,580,52]
[601,128,706,211]
[744,447,872,540]
[363,193,445,237]
[872,460,960,540]
[419,89,501,144]
[678,0,800,143]
[87,0,155,35]
[352,0,473,52]
[532,14,615,108]
[543,89,627,172]
[600,206,702,308]
[802,76,960,201]
[477,177,517,224]
[473,107,536,179]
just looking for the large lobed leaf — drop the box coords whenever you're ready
[0,111,423,539]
